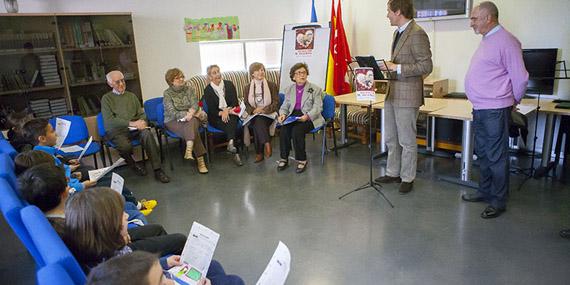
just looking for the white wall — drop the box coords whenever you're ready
[15,0,316,100]
[13,0,570,100]
[344,0,570,99]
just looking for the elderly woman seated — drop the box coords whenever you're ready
[162,68,208,174]
[277,62,324,174]
[202,64,243,166]
[241,62,279,163]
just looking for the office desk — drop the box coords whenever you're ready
[533,101,570,170]
[427,100,538,187]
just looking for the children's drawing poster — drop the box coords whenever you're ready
[184,16,240,42]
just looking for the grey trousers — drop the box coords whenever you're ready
[384,100,419,182]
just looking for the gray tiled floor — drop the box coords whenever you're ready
[2,138,570,284]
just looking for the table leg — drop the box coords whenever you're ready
[380,108,386,154]
[426,116,436,152]
[540,114,555,167]
[461,120,474,181]
[340,104,347,144]
[437,119,477,188]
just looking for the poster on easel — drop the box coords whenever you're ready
[279,23,330,93]
[355,67,375,101]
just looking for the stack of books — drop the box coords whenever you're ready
[50,98,68,117]
[29,98,52,118]
[39,55,61,86]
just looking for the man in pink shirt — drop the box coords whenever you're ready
[462,1,528,219]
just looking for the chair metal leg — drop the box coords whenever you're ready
[141,145,146,168]
[205,130,211,164]
[106,144,113,165]
[100,145,107,167]
[93,153,98,169]
[156,128,164,163]
[332,122,338,156]
[321,126,326,165]
[165,135,173,171]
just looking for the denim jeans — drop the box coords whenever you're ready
[473,107,510,209]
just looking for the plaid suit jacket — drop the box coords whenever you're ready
[386,20,433,108]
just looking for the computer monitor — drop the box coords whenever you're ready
[355,56,384,80]
[523,48,558,95]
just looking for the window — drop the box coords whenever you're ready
[199,39,282,74]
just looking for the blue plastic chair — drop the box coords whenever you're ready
[0,137,18,159]
[49,115,102,168]
[143,97,165,161]
[0,178,43,267]
[21,206,86,285]
[0,152,17,190]
[96,113,145,167]
[37,263,75,285]
[309,94,338,164]
[202,99,242,163]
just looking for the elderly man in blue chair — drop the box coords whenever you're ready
[101,70,170,183]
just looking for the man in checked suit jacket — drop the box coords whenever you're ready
[375,0,432,194]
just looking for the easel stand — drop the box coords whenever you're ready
[339,101,394,208]
[519,67,570,186]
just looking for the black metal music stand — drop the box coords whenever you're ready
[339,101,394,208]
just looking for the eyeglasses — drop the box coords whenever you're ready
[294,70,307,75]
[114,78,125,85]
[174,76,185,81]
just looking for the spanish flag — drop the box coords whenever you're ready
[325,0,352,96]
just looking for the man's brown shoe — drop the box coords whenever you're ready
[399,181,413,194]
[254,153,264,163]
[374,175,402,184]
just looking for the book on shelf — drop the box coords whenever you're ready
[59,21,97,48]
[30,98,52,118]
[38,54,61,86]
[0,32,55,51]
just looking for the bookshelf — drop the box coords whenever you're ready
[0,13,142,119]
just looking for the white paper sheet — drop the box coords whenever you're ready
[59,145,84,153]
[109,172,124,194]
[55,118,71,149]
[128,126,151,131]
[168,222,220,285]
[77,136,93,161]
[87,158,125,182]
[256,241,291,285]
[242,113,277,126]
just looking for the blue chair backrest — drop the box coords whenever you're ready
[0,152,17,190]
[156,103,166,128]
[21,206,86,285]
[0,138,18,159]
[278,93,285,107]
[144,97,163,124]
[202,98,209,113]
[322,95,336,120]
[96,113,106,138]
[0,178,43,266]
[49,116,89,145]
[37,263,75,285]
